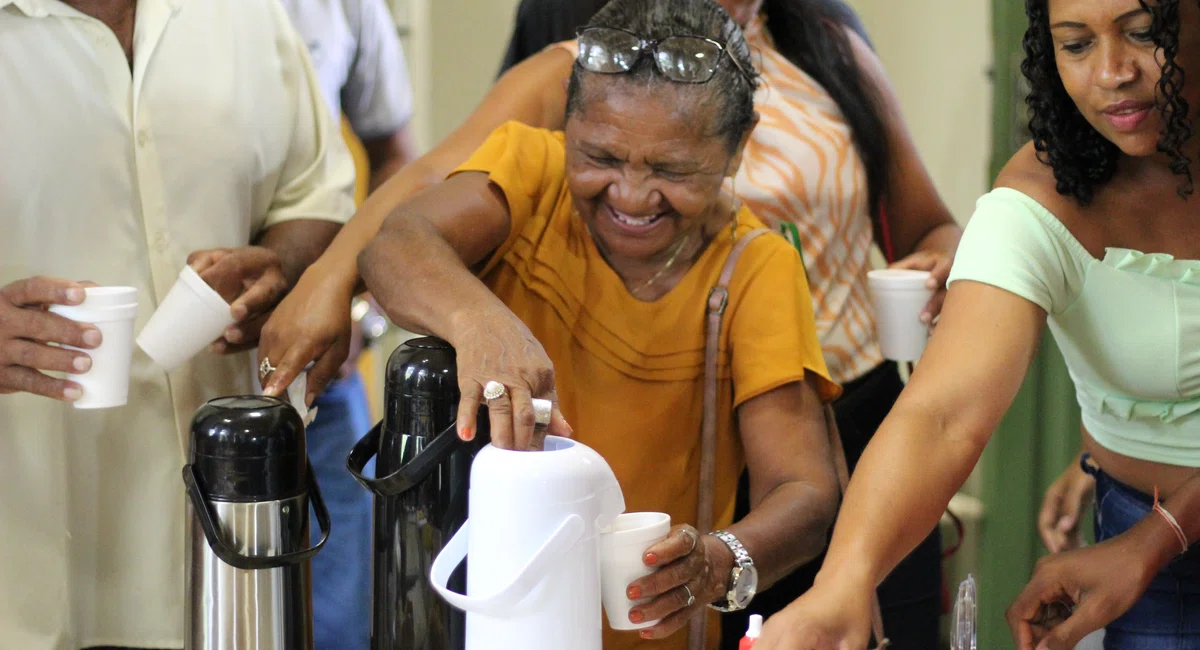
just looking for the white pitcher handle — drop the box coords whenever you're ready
[430,514,586,617]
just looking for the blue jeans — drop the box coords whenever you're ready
[1082,456,1200,649]
[308,373,374,650]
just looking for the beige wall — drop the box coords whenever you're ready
[845,0,993,224]
[396,0,521,151]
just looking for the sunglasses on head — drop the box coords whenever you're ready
[576,26,753,85]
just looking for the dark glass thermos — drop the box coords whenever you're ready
[347,336,486,650]
[183,396,331,650]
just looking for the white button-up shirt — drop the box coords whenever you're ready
[0,0,355,648]
[279,0,415,140]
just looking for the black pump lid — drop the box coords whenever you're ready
[188,396,306,501]
[385,336,458,396]
[191,396,305,459]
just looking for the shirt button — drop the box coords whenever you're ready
[137,130,150,147]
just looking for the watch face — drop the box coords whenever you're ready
[733,564,758,608]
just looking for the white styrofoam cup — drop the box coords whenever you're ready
[868,269,935,362]
[137,266,234,372]
[49,286,139,409]
[599,512,672,631]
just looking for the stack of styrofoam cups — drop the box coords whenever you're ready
[49,286,139,409]
[599,512,672,630]
[137,265,235,372]
[867,269,936,362]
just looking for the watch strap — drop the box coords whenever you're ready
[707,529,754,612]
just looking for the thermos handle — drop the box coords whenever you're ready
[429,514,585,617]
[346,420,462,496]
[183,460,332,571]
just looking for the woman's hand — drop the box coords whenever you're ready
[256,266,355,402]
[888,248,954,326]
[754,576,877,650]
[448,308,571,450]
[1038,459,1095,553]
[1006,530,1161,650]
[624,526,730,640]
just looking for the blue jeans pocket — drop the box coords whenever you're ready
[1085,459,1200,649]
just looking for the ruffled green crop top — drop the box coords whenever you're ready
[948,188,1200,465]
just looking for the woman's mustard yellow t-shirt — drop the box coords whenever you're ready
[453,121,838,650]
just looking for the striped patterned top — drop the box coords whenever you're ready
[733,16,881,383]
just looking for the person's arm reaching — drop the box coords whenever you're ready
[755,279,1049,649]
[358,170,570,450]
[258,44,576,398]
[632,379,840,640]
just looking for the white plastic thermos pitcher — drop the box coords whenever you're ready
[430,434,626,650]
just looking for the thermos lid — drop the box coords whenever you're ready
[191,396,305,460]
[385,336,459,397]
[189,396,307,501]
[403,336,453,350]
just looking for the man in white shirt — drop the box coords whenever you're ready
[276,1,416,648]
[0,1,355,649]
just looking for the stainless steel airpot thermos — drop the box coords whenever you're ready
[183,395,331,650]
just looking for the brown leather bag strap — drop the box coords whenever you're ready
[696,228,769,536]
[689,228,770,650]
[689,227,888,650]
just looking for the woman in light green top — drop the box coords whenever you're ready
[755,0,1200,649]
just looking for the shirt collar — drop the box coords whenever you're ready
[3,0,89,18]
[2,0,184,18]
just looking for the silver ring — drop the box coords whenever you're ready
[683,529,698,554]
[483,381,507,401]
[682,585,695,608]
[259,357,277,383]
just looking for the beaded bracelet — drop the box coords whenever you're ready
[1153,486,1189,556]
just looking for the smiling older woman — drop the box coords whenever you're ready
[356,0,841,648]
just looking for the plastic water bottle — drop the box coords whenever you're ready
[951,574,977,650]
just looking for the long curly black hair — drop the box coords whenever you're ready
[1022,0,1193,205]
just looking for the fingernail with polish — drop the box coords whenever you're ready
[628,610,644,624]
[72,356,91,373]
[83,329,102,347]
[627,586,642,600]
[640,631,652,640]
[64,386,82,401]
[460,426,474,441]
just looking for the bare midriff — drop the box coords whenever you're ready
[1083,427,1199,500]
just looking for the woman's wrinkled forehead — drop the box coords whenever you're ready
[569,73,725,142]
